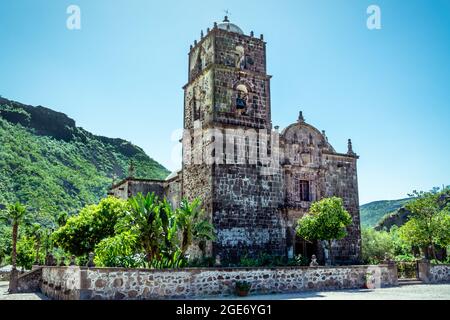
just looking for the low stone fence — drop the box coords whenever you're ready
[40,264,397,300]
[417,261,450,283]
[429,264,450,283]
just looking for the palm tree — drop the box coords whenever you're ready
[117,193,173,264]
[0,202,30,293]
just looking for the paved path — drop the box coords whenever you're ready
[219,283,450,300]
[0,281,48,300]
[1,281,449,300]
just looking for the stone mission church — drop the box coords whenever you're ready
[109,17,362,265]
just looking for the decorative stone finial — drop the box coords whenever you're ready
[128,160,135,178]
[215,255,222,267]
[223,15,230,23]
[250,31,254,37]
[322,130,328,141]
[310,255,319,267]
[200,30,204,38]
[59,257,66,267]
[194,40,198,46]
[347,139,355,155]
[87,252,95,268]
[190,44,193,50]
[298,111,305,123]
[70,255,76,266]
[214,22,218,29]
[260,34,264,40]
[207,27,210,33]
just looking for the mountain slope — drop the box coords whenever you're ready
[0,97,170,224]
[360,198,412,228]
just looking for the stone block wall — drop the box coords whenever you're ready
[41,267,83,300]
[213,164,286,263]
[17,268,42,293]
[109,178,166,201]
[322,154,362,264]
[213,69,270,129]
[213,29,266,74]
[39,265,397,300]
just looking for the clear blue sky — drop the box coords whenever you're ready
[0,0,449,204]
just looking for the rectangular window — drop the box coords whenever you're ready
[299,180,310,202]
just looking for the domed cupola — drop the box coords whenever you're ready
[217,16,244,35]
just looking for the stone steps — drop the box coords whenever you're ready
[398,279,424,286]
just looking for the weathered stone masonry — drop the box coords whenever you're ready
[109,17,363,265]
[40,265,398,300]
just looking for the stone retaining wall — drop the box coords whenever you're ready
[40,264,397,300]
[429,264,450,283]
[17,268,43,293]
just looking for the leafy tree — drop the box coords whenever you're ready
[52,197,128,256]
[361,227,394,264]
[16,236,36,270]
[56,212,68,228]
[0,202,31,292]
[296,197,352,265]
[398,188,450,259]
[389,225,415,259]
[0,225,12,266]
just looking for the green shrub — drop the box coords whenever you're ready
[94,231,143,268]
[187,256,216,268]
[16,236,36,270]
[287,254,309,267]
[361,227,394,264]
[52,197,128,256]
[394,254,416,262]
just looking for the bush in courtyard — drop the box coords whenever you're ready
[94,231,144,268]
[94,193,215,269]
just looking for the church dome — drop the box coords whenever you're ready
[217,16,244,35]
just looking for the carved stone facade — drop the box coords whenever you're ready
[109,18,362,265]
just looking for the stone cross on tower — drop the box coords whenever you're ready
[128,160,135,179]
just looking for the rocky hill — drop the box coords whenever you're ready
[0,97,170,225]
[360,198,412,228]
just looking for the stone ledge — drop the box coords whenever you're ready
[39,264,397,300]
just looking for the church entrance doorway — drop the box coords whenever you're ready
[294,236,318,263]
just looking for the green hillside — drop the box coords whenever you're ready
[0,97,170,226]
[360,198,412,228]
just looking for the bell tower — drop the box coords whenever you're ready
[183,16,272,131]
[182,18,286,263]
